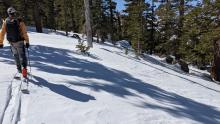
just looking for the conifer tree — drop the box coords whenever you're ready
[124,0,149,55]
[155,0,177,55]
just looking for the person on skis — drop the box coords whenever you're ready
[0,7,29,78]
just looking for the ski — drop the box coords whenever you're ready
[13,72,19,80]
[14,75,21,80]
[19,73,30,94]
[21,78,30,94]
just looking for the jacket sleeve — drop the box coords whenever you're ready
[0,20,6,45]
[20,22,29,43]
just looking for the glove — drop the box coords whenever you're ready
[25,43,29,48]
[0,44,3,48]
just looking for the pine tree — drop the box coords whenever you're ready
[155,0,177,55]
[179,1,216,67]
[148,0,157,55]
[91,0,105,42]
[124,0,148,56]
[116,11,123,40]
[107,0,117,44]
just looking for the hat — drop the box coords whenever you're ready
[7,7,16,15]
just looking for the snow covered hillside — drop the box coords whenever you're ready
[0,29,220,124]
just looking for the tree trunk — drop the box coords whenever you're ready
[48,0,56,30]
[116,12,122,39]
[109,0,115,44]
[70,1,76,32]
[64,0,68,36]
[179,0,184,36]
[212,40,220,81]
[173,0,184,57]
[149,0,155,55]
[84,0,93,48]
[33,0,43,33]
[211,5,220,81]
[22,0,28,21]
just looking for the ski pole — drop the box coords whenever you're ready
[26,47,32,79]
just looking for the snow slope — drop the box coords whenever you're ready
[0,30,220,124]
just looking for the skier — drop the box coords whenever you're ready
[0,7,29,78]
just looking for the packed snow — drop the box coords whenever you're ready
[0,29,220,124]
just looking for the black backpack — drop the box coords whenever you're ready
[5,17,24,42]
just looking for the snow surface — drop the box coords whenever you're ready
[0,29,220,124]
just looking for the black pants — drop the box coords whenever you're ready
[10,41,27,72]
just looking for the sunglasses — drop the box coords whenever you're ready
[9,13,16,16]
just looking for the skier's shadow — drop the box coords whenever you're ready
[31,75,95,102]
[0,46,96,102]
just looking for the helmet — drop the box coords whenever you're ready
[7,7,16,15]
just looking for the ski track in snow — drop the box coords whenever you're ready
[0,83,12,124]
[0,29,220,124]
[1,77,23,124]
[0,72,29,124]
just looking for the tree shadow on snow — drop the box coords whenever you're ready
[31,75,95,102]
[0,45,220,124]
[100,48,220,94]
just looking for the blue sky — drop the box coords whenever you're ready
[114,0,201,12]
[114,0,126,11]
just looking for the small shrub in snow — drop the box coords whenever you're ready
[76,39,90,53]
[76,43,90,53]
